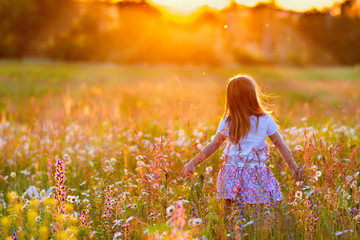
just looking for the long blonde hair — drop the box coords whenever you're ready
[224,74,273,144]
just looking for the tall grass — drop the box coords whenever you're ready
[0,61,359,239]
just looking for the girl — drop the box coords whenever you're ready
[181,74,304,210]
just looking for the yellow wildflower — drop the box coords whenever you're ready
[39,226,49,239]
[43,197,56,206]
[65,203,74,213]
[30,199,40,208]
[27,210,38,224]
[0,216,10,227]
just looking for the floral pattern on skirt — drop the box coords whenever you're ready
[217,164,283,204]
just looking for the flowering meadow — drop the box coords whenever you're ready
[0,61,359,239]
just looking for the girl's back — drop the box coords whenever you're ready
[217,114,279,168]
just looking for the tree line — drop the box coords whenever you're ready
[0,0,359,65]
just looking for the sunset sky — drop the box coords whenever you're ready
[149,0,344,13]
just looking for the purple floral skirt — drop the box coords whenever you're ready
[217,164,283,204]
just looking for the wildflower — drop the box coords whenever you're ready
[136,160,146,168]
[10,191,18,199]
[170,200,190,239]
[10,172,16,178]
[296,181,303,186]
[128,145,138,152]
[310,165,317,171]
[193,218,203,225]
[316,171,322,177]
[38,226,49,238]
[113,232,122,240]
[205,166,213,172]
[188,218,194,226]
[1,216,10,227]
[166,205,175,216]
[113,219,123,229]
[178,130,185,137]
[10,228,17,240]
[295,190,302,200]
[23,186,39,198]
[80,209,90,227]
[103,187,114,220]
[28,210,38,224]
[171,200,186,229]
[305,199,317,238]
[21,169,30,175]
[54,159,66,214]
[123,223,130,240]
[294,145,302,151]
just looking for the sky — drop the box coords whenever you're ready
[149,0,344,13]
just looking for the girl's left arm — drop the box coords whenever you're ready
[182,132,226,178]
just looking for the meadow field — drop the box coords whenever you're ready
[0,60,359,239]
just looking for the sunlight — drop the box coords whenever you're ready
[151,0,230,13]
[149,0,342,14]
[275,0,344,11]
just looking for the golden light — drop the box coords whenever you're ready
[151,0,230,14]
[148,0,343,14]
[235,0,265,7]
[275,0,344,11]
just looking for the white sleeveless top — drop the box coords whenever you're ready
[216,114,279,168]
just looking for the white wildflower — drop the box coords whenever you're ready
[166,205,175,216]
[193,218,203,225]
[296,181,303,186]
[113,232,122,240]
[295,190,302,200]
[294,145,302,151]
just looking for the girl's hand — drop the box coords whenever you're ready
[293,167,306,182]
[182,160,197,180]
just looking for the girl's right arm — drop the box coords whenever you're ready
[269,132,305,181]
[182,132,226,179]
